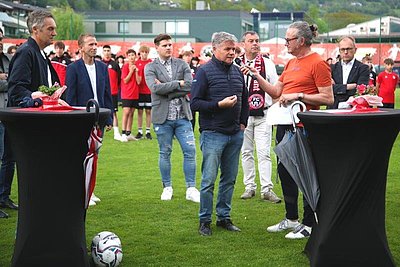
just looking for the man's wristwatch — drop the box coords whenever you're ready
[297,92,304,101]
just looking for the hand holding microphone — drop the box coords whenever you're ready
[234,58,258,81]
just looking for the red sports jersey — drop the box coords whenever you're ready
[135,58,152,94]
[103,59,121,96]
[51,61,67,86]
[377,71,399,104]
[121,63,139,100]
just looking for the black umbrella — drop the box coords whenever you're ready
[274,101,319,223]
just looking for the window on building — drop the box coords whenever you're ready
[370,28,376,33]
[165,21,189,35]
[118,21,129,34]
[95,22,106,33]
[142,22,152,34]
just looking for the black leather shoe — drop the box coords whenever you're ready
[0,199,18,210]
[198,222,212,236]
[0,209,9,218]
[216,219,241,232]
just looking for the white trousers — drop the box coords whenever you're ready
[241,111,273,193]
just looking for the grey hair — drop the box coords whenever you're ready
[211,32,237,48]
[288,21,318,46]
[337,36,356,46]
[241,31,258,42]
[27,9,54,34]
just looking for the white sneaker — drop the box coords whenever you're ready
[89,199,96,206]
[161,186,173,201]
[186,187,200,203]
[126,134,138,141]
[114,134,122,141]
[267,218,300,233]
[120,134,128,142]
[285,224,312,239]
[91,194,101,203]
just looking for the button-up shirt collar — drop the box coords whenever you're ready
[160,57,172,79]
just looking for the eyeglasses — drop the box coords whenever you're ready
[285,37,298,44]
[339,47,355,53]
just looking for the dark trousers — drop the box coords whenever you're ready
[0,127,16,202]
[276,125,314,227]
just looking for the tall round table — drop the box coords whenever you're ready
[0,107,110,267]
[298,109,400,267]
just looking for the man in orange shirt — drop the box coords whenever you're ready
[242,21,333,239]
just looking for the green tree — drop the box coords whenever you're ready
[307,5,328,33]
[52,6,84,40]
[323,10,374,32]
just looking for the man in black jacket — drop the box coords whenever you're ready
[8,10,59,107]
[0,10,60,214]
[191,31,249,236]
[0,37,10,218]
[328,36,369,109]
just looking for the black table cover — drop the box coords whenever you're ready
[298,109,400,267]
[0,107,110,267]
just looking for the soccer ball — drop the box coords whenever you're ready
[91,231,121,249]
[91,232,123,267]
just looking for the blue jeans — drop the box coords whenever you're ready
[199,130,244,223]
[0,124,16,202]
[153,119,196,188]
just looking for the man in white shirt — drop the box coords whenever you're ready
[329,36,369,109]
[65,34,113,206]
[238,31,281,203]
[66,34,113,126]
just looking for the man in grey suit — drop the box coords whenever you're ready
[145,33,199,203]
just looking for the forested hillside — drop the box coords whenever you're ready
[14,0,400,32]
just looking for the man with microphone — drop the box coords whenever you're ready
[191,31,249,236]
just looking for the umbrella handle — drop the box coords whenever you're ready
[314,212,319,225]
[289,101,306,131]
[86,99,100,126]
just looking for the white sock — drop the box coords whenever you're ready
[113,127,120,134]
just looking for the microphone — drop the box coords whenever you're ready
[234,58,258,81]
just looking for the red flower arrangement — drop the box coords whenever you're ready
[346,84,382,110]
[354,84,377,97]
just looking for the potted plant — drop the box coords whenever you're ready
[35,83,67,109]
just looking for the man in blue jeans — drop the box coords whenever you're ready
[145,34,200,203]
[191,31,249,236]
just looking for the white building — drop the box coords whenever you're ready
[320,16,400,40]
